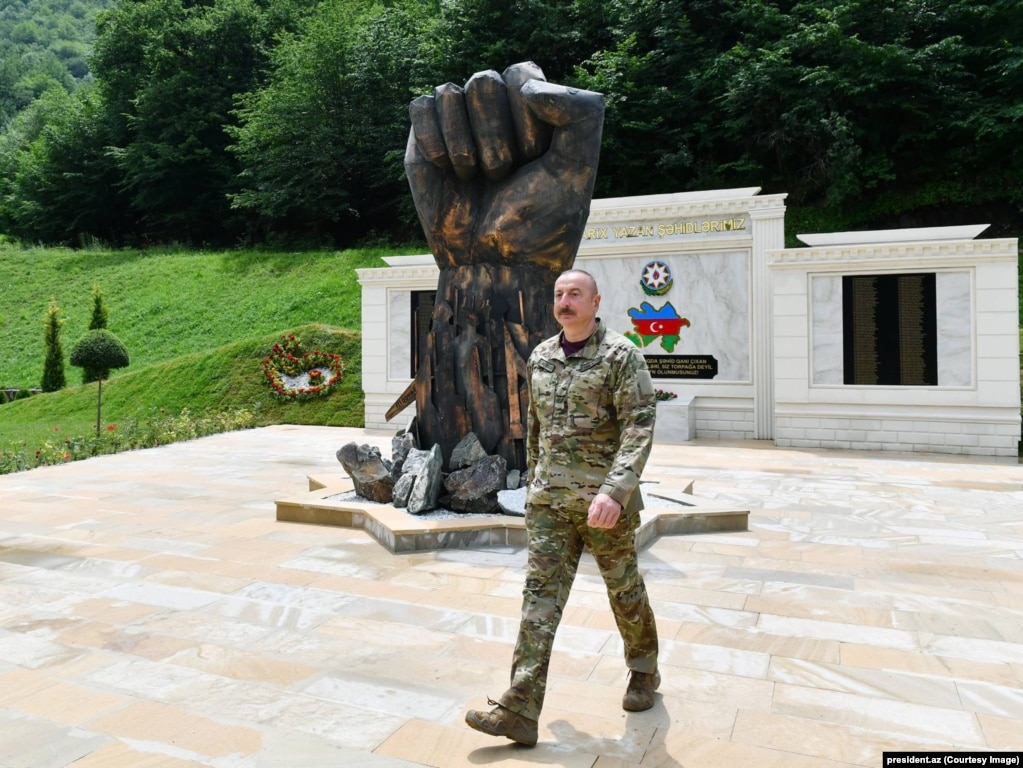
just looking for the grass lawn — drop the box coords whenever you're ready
[0,245,417,386]
[0,244,424,467]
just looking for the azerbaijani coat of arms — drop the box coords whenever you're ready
[640,261,673,296]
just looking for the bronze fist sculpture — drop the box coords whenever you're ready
[405,62,605,471]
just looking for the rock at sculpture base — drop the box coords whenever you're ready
[444,454,507,514]
[391,430,416,479]
[392,473,415,508]
[407,444,444,514]
[337,431,527,516]
[450,432,489,469]
[498,486,527,517]
[337,443,394,503]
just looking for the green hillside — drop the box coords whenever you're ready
[0,245,407,387]
[0,244,422,470]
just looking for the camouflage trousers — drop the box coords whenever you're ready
[497,500,659,721]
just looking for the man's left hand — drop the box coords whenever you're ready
[587,493,622,529]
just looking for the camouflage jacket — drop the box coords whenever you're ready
[526,319,656,514]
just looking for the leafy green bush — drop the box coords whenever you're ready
[69,328,129,375]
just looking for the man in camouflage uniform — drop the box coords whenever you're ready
[466,269,660,746]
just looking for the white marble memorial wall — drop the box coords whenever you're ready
[771,227,1021,456]
[581,251,751,381]
[357,189,788,439]
[357,198,1019,457]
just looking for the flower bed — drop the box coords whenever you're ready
[262,333,344,401]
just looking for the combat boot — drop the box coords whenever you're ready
[622,670,661,711]
[465,700,538,746]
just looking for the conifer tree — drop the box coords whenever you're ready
[41,298,66,392]
[88,284,109,330]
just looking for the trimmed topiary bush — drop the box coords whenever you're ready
[70,329,129,380]
[70,329,130,435]
[83,284,111,384]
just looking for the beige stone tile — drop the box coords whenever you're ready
[89,699,263,758]
[745,594,894,627]
[993,591,1023,611]
[42,650,121,680]
[772,682,988,746]
[588,656,775,713]
[198,538,308,565]
[646,582,750,610]
[544,675,622,721]
[316,614,462,653]
[922,633,1023,666]
[873,560,1017,592]
[3,427,1023,768]
[407,554,517,578]
[662,637,771,679]
[0,668,55,704]
[769,656,962,708]
[648,549,746,567]
[858,576,1010,604]
[649,731,864,768]
[1012,662,1023,686]
[141,568,252,595]
[58,620,194,661]
[306,570,430,598]
[689,541,765,558]
[56,741,209,767]
[69,598,162,624]
[756,613,919,650]
[166,642,318,686]
[383,568,496,594]
[894,608,1023,643]
[220,561,324,586]
[797,544,887,567]
[592,757,642,767]
[731,708,941,765]
[956,679,1023,719]
[840,642,1020,687]
[541,708,660,762]
[412,586,523,618]
[5,674,130,724]
[442,634,511,665]
[673,622,842,663]
[375,718,598,766]
[978,713,1023,749]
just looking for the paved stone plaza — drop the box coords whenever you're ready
[0,425,1021,767]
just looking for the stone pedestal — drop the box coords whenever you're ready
[654,396,695,443]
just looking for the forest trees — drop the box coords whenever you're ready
[0,0,113,124]
[228,0,436,244]
[0,0,1020,247]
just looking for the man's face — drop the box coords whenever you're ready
[554,272,600,336]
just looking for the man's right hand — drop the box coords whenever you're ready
[587,492,622,529]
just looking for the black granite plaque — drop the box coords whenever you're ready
[646,355,718,379]
[842,273,936,386]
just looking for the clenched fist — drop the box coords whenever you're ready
[405,62,605,272]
